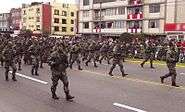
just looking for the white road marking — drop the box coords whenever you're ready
[180,73,185,75]
[9,71,48,85]
[113,103,147,112]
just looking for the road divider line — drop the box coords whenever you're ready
[80,70,185,90]
[9,71,48,85]
[113,103,147,112]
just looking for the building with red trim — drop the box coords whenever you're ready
[78,0,185,37]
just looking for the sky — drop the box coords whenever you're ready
[0,0,78,13]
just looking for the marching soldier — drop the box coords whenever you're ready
[85,41,98,67]
[48,45,74,101]
[3,42,17,81]
[15,42,23,71]
[28,41,40,76]
[140,41,156,68]
[69,43,83,70]
[0,42,5,67]
[108,42,127,77]
[160,42,179,87]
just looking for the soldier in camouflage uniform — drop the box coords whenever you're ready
[48,45,74,100]
[0,42,5,67]
[108,42,127,77]
[28,41,40,76]
[99,41,109,64]
[3,42,17,81]
[69,43,83,70]
[160,42,179,87]
[85,41,98,67]
[140,41,156,68]
[15,42,23,71]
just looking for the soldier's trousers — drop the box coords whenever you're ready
[86,52,97,67]
[70,54,81,69]
[99,52,110,64]
[5,62,17,79]
[141,54,154,67]
[161,63,177,83]
[109,60,125,75]
[51,72,69,95]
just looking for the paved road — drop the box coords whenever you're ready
[0,61,185,112]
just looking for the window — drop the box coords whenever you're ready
[71,12,74,17]
[62,19,67,24]
[118,7,125,15]
[83,22,89,29]
[62,11,67,16]
[62,27,67,32]
[149,20,159,28]
[83,11,89,17]
[54,9,59,15]
[71,27,74,32]
[54,26,59,31]
[71,20,74,24]
[54,18,59,23]
[36,17,40,22]
[23,10,26,15]
[36,25,40,30]
[105,8,117,16]
[113,21,124,28]
[149,4,160,13]
[36,8,40,13]
[23,17,26,23]
[83,0,89,6]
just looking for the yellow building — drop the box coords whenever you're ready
[21,1,78,36]
[50,1,78,36]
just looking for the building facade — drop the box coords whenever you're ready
[10,8,22,31]
[21,1,77,36]
[50,1,78,36]
[21,2,52,34]
[78,0,185,37]
[0,13,10,32]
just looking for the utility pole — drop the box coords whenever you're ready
[99,0,102,39]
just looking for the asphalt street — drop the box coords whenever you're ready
[0,61,185,112]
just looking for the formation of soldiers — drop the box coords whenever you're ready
[0,34,181,100]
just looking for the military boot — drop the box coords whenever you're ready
[140,63,144,68]
[5,75,9,81]
[65,92,74,101]
[12,75,17,81]
[78,66,83,70]
[31,69,34,75]
[160,76,164,83]
[52,93,59,100]
[172,82,179,87]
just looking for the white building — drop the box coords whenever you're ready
[0,13,10,32]
[78,0,185,37]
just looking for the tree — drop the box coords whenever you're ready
[19,29,33,38]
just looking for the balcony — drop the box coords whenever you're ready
[93,16,104,21]
[128,0,143,6]
[127,27,142,33]
[127,13,143,20]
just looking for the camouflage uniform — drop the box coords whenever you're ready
[108,43,127,77]
[69,44,82,70]
[28,43,40,76]
[15,43,23,70]
[3,42,17,81]
[160,43,179,87]
[0,44,4,67]
[48,47,74,100]
[140,42,156,68]
[85,42,98,67]
[99,43,109,64]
